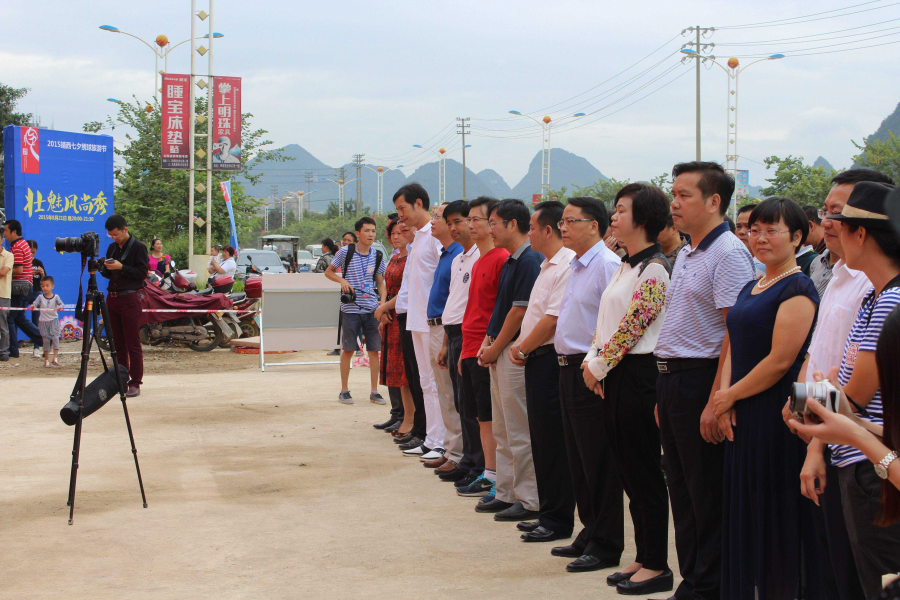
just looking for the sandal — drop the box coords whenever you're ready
[52,359,60,366]
[44,361,51,368]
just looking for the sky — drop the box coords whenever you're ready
[3,0,899,190]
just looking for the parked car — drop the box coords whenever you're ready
[295,250,317,272]
[305,244,324,258]
[235,249,288,279]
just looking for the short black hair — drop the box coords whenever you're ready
[613,183,671,241]
[27,239,38,250]
[831,168,894,186]
[749,196,810,247]
[393,182,430,210]
[665,212,675,228]
[672,161,735,215]
[387,213,398,220]
[468,196,499,218]
[725,216,736,233]
[342,231,358,242]
[355,216,376,232]
[534,200,565,238]
[737,204,755,217]
[443,199,470,220]
[386,217,401,237]
[566,197,610,237]
[493,199,531,234]
[3,219,22,236]
[845,223,900,268]
[41,275,54,285]
[802,205,821,225]
[105,215,127,230]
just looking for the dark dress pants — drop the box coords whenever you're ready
[525,350,575,535]
[558,361,624,560]
[447,327,483,473]
[388,386,403,422]
[656,363,723,600]
[107,292,144,386]
[397,313,426,440]
[602,353,669,571]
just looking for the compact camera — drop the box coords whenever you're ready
[340,289,357,304]
[790,380,840,421]
[55,231,101,257]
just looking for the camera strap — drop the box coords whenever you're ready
[75,255,88,322]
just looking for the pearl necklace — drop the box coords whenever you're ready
[756,266,801,290]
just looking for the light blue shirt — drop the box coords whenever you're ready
[554,240,621,355]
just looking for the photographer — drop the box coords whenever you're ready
[99,215,149,398]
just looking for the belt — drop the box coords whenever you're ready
[528,344,554,359]
[108,289,139,298]
[427,317,443,327]
[443,323,462,335]
[557,353,586,367]
[656,357,718,374]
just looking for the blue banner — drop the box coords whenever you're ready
[3,126,115,325]
[219,180,240,255]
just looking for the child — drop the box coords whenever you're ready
[31,276,64,367]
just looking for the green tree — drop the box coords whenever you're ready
[0,83,33,208]
[759,155,835,207]
[853,132,900,184]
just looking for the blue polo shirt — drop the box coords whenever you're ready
[486,241,543,338]
[427,241,462,319]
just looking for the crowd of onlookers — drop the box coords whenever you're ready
[326,162,900,598]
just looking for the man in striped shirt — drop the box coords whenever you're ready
[3,220,43,359]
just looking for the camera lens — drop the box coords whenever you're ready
[55,236,83,254]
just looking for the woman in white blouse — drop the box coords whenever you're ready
[581,183,674,595]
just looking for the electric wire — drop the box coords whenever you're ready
[716,0,896,29]
[712,16,900,44]
[729,30,900,56]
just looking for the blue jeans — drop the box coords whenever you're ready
[8,283,43,355]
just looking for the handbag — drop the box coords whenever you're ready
[11,280,30,297]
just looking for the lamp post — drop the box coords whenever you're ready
[360,164,403,214]
[508,111,585,198]
[413,145,449,202]
[320,178,359,216]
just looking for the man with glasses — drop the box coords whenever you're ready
[736,204,765,277]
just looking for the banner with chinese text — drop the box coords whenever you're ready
[161,73,190,169]
[212,76,242,171]
[735,170,751,200]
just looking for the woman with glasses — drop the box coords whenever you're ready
[712,196,823,599]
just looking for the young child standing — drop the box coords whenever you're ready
[31,276,64,367]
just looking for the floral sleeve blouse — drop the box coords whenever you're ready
[584,248,670,381]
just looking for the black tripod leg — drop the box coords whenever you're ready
[67,302,94,525]
[98,292,147,508]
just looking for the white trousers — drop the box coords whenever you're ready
[411,330,446,451]
[430,325,463,463]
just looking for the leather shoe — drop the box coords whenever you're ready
[607,571,635,586]
[517,520,541,533]
[474,498,513,513]
[521,526,570,543]
[373,418,398,430]
[434,460,458,474]
[423,455,448,469]
[393,433,415,444]
[566,555,619,573]
[398,438,423,451]
[616,569,673,595]
[439,467,469,482]
[384,421,401,433]
[494,500,539,522]
[550,544,583,558]
[126,385,140,398]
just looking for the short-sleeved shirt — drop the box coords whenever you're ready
[655,222,755,359]
[462,247,509,359]
[0,249,14,299]
[486,242,543,339]
[218,257,237,277]
[404,221,443,332]
[10,238,33,283]
[519,246,575,346]
[32,293,65,322]
[831,281,900,467]
[331,245,386,314]
[427,241,462,319]
[443,244,480,326]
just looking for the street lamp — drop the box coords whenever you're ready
[360,164,403,214]
[414,145,450,202]
[99,25,224,100]
[320,178,359,216]
[508,111,585,198]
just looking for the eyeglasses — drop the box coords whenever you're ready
[465,216,489,224]
[430,214,442,221]
[818,209,842,220]
[748,228,790,239]
[735,223,750,230]
[558,218,594,228]
[488,220,509,230]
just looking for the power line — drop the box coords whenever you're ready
[736,35,900,56]
[716,0,899,29]
[712,16,900,44]
[729,29,900,55]
[712,23,900,47]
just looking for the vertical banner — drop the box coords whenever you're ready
[219,180,240,255]
[735,170,750,200]
[161,73,190,169]
[212,76,242,171]
[21,127,40,174]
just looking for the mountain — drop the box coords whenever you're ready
[509,148,608,199]
[477,169,511,198]
[867,101,900,143]
[404,159,497,203]
[813,156,835,172]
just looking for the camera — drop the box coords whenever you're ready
[56,231,100,256]
[790,380,840,421]
[340,289,357,304]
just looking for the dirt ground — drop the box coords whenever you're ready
[1,350,679,599]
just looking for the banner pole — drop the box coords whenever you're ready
[206,0,214,254]
[188,0,196,263]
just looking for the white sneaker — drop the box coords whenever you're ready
[33,347,42,358]
[402,444,428,457]
[419,449,445,461]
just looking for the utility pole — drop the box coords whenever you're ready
[352,153,365,216]
[457,117,470,200]
[682,26,715,161]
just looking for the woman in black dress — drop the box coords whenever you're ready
[712,197,823,600]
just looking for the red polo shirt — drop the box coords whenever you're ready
[10,238,33,283]
[461,247,509,359]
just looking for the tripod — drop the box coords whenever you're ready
[66,257,147,525]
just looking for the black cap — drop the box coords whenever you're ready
[829,181,897,230]
[888,186,900,237]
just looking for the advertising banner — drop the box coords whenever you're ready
[161,73,190,170]
[212,76,242,171]
[3,126,114,336]
[220,180,240,254]
[735,170,750,200]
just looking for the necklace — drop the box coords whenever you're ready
[756,266,801,290]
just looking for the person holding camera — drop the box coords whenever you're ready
[325,217,386,405]
[100,215,149,398]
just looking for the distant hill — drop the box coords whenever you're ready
[509,148,608,199]
[477,169,511,198]
[813,156,836,172]
[404,159,496,203]
[867,101,900,143]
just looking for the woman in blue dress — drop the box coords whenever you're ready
[712,197,824,600]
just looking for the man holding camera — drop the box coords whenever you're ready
[100,215,149,398]
[325,217,386,405]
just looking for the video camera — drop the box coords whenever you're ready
[55,231,101,257]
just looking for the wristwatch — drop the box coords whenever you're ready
[874,450,899,479]
[517,348,528,360]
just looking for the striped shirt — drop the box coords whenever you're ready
[655,222,755,359]
[331,245,386,314]
[10,238,33,283]
[831,283,900,467]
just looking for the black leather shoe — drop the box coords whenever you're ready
[616,569,673,595]
[521,526,570,543]
[454,472,479,488]
[438,467,469,482]
[494,501,539,522]
[607,571,635,586]
[398,438,424,451]
[550,545,583,558]
[374,418,398,430]
[474,498,513,513]
[393,433,415,445]
[517,520,540,533]
[566,555,619,573]
[384,421,401,433]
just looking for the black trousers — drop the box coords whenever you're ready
[657,363,723,600]
[525,351,575,535]
[446,326,483,473]
[397,313,426,440]
[388,386,403,422]
[602,353,669,571]
[559,361,624,560]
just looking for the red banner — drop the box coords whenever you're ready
[212,76,242,171]
[21,127,40,174]
[161,74,190,170]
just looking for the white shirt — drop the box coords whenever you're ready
[806,259,872,382]
[404,220,443,332]
[396,243,412,314]
[519,246,575,347]
[442,243,480,325]
[218,257,237,277]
